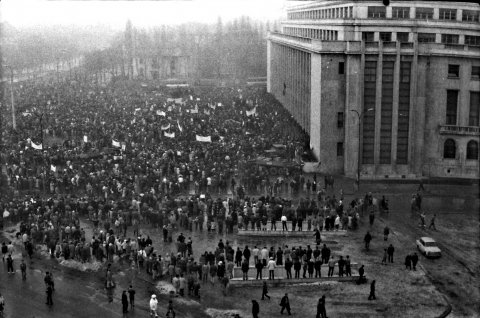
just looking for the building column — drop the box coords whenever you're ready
[410,41,424,176]
[267,40,272,93]
[344,54,363,178]
[374,46,383,172]
[391,43,401,171]
[310,53,322,160]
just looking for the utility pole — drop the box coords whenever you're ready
[350,108,373,191]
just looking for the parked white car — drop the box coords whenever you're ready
[416,237,442,258]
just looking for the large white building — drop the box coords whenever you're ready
[267,0,480,179]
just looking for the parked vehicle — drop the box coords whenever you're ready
[416,237,442,258]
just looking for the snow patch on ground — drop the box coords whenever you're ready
[155,281,176,295]
[60,259,103,272]
[175,297,200,306]
[205,308,246,318]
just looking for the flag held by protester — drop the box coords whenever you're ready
[156,110,166,116]
[50,165,56,172]
[246,107,256,117]
[112,140,121,148]
[164,132,175,138]
[83,135,88,143]
[177,120,183,132]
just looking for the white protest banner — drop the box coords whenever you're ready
[190,95,193,100]
[217,102,223,107]
[190,109,198,114]
[177,120,183,132]
[31,142,43,150]
[135,108,141,112]
[50,165,56,172]
[22,112,31,117]
[112,140,121,148]
[174,98,183,104]
[113,155,123,160]
[196,98,201,101]
[246,107,256,117]
[161,123,171,130]
[196,135,212,143]
[156,110,166,116]
[167,98,175,102]
[164,132,175,138]
[83,135,88,143]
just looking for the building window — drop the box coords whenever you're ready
[397,32,409,42]
[362,32,375,42]
[465,35,480,47]
[446,90,458,125]
[337,142,344,157]
[469,92,480,126]
[448,65,459,78]
[466,140,479,160]
[439,8,457,20]
[392,7,410,19]
[418,33,436,43]
[337,112,344,128]
[472,66,480,80]
[368,6,386,18]
[380,32,392,42]
[441,34,459,44]
[339,62,345,74]
[443,139,456,159]
[462,10,479,22]
[415,7,433,19]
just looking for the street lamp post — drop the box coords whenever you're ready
[350,108,373,191]
[4,65,16,130]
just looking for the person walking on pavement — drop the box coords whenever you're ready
[387,244,395,263]
[121,290,129,315]
[46,284,54,306]
[149,294,158,317]
[20,259,27,280]
[280,293,292,315]
[369,211,375,226]
[368,280,376,300]
[429,214,437,231]
[6,254,14,274]
[364,231,372,251]
[383,226,390,241]
[128,285,135,309]
[251,300,260,318]
[261,281,270,300]
[316,295,327,318]
[166,299,176,318]
[405,254,412,270]
[411,252,419,270]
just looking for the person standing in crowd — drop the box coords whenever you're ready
[405,254,412,270]
[280,293,292,315]
[261,281,270,300]
[327,256,336,277]
[255,260,264,280]
[241,257,250,280]
[252,300,260,318]
[387,244,395,263]
[429,214,437,231]
[284,257,293,279]
[267,257,276,280]
[149,294,158,317]
[383,226,390,241]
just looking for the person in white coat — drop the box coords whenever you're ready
[149,294,158,317]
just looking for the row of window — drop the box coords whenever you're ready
[446,91,480,127]
[288,6,479,22]
[362,32,480,46]
[288,6,353,20]
[283,27,339,41]
[443,139,478,160]
[336,139,479,160]
[447,64,480,80]
[367,6,479,22]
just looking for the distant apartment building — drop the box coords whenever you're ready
[267,0,480,179]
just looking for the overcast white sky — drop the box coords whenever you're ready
[0,0,297,29]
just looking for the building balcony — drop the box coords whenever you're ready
[439,125,480,136]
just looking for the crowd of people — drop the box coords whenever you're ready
[0,78,382,317]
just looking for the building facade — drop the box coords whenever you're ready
[268,0,480,179]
